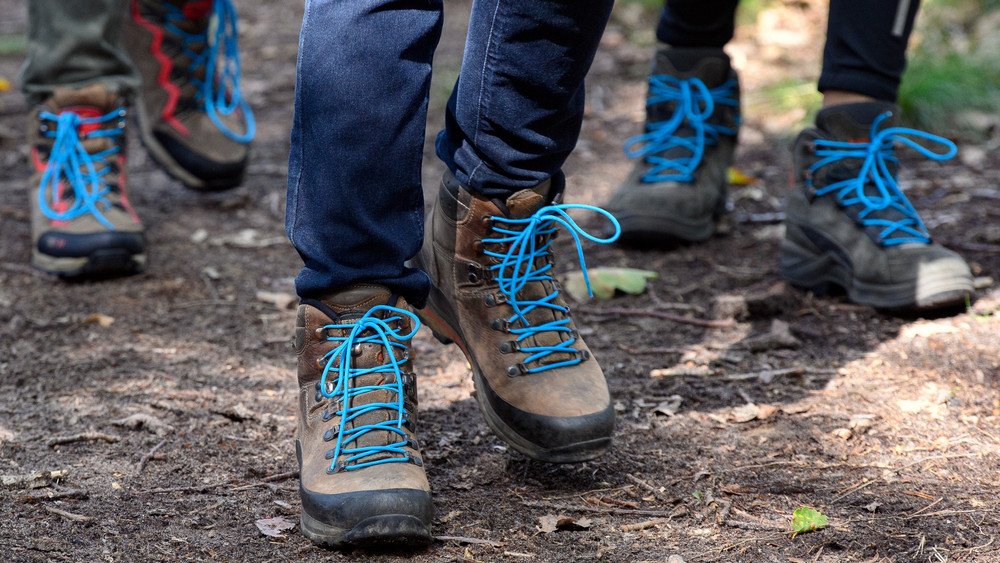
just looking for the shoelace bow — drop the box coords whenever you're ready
[809,112,957,246]
[38,109,126,230]
[163,0,255,143]
[317,305,420,472]
[624,75,738,183]
[484,205,621,374]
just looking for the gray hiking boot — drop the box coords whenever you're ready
[29,83,146,278]
[295,285,432,548]
[606,47,740,245]
[781,102,973,311]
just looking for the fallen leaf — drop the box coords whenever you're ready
[563,267,658,301]
[80,313,115,327]
[537,514,593,533]
[727,165,757,185]
[730,403,761,423]
[0,77,11,92]
[791,506,828,537]
[256,516,296,537]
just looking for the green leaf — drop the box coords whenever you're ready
[792,506,829,537]
[562,268,659,302]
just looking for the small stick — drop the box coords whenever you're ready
[434,535,505,547]
[47,432,120,448]
[21,489,89,502]
[136,439,167,474]
[621,518,670,532]
[626,474,669,502]
[136,483,224,495]
[43,505,94,522]
[579,307,735,329]
[521,500,676,517]
[231,471,299,491]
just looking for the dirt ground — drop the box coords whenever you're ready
[2,1,1000,561]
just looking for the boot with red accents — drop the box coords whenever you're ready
[122,0,254,190]
[29,83,145,279]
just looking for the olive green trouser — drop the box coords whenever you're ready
[19,0,140,105]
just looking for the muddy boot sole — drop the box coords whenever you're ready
[32,248,146,279]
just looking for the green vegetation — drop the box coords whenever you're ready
[899,0,1000,137]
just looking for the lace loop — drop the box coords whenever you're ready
[483,204,620,374]
[809,112,957,246]
[317,305,420,472]
[163,0,255,143]
[623,75,738,183]
[37,109,125,230]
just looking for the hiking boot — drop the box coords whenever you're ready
[411,170,620,463]
[295,284,432,548]
[781,102,974,311]
[122,0,254,191]
[29,83,145,279]
[606,47,740,245]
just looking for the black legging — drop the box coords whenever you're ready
[655,0,920,102]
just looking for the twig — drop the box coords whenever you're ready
[896,453,977,472]
[135,483,225,495]
[46,432,120,448]
[135,439,166,474]
[724,519,785,531]
[578,307,736,328]
[521,499,676,517]
[831,479,877,502]
[621,518,670,532]
[724,366,805,381]
[231,470,299,491]
[434,535,504,547]
[20,488,89,502]
[43,505,93,522]
[626,474,669,502]
[616,343,688,355]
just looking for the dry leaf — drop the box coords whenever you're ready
[80,313,115,327]
[730,403,761,423]
[256,516,296,537]
[538,514,592,533]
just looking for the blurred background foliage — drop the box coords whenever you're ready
[614,0,1000,141]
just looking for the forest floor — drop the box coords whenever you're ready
[2,1,1000,561]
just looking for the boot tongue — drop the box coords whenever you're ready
[315,284,395,319]
[48,83,119,114]
[815,101,898,141]
[502,178,553,219]
[653,48,731,87]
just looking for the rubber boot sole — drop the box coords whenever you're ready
[300,511,431,549]
[415,279,610,463]
[133,97,246,192]
[32,248,146,279]
[780,239,973,311]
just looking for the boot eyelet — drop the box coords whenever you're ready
[324,450,335,460]
[498,341,519,354]
[482,215,493,228]
[468,273,479,283]
[314,391,322,402]
[506,363,526,377]
[351,343,363,357]
[323,429,334,441]
[315,357,326,370]
[314,327,326,338]
[490,318,509,332]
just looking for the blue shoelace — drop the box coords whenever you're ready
[163,0,255,143]
[484,205,621,374]
[809,112,957,246]
[37,109,126,231]
[624,75,738,183]
[317,305,420,472]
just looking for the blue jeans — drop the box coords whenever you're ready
[286,0,613,304]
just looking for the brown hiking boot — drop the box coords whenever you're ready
[29,83,145,278]
[412,170,619,463]
[295,284,432,548]
[606,47,740,245]
[122,0,253,190]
